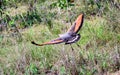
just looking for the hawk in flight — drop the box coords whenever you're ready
[31,14,84,46]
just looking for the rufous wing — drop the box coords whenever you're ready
[31,38,64,46]
[67,14,84,33]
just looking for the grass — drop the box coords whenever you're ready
[0,0,120,75]
[1,16,120,75]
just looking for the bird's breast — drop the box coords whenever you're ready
[59,33,71,40]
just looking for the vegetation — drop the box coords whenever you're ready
[0,0,120,75]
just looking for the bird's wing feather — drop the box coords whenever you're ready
[67,14,84,33]
[31,38,64,46]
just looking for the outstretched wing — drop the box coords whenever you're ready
[31,38,64,46]
[67,14,84,33]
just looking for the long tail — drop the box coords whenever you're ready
[31,41,43,46]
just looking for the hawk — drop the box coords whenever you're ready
[31,14,84,46]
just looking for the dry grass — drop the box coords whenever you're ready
[0,0,120,75]
[5,5,29,17]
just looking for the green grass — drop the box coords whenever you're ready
[0,0,120,75]
[1,16,120,75]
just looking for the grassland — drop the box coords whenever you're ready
[0,0,120,75]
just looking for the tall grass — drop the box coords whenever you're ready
[0,0,120,75]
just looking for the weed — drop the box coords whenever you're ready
[0,0,120,75]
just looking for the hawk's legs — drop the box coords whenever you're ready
[70,44,74,51]
[76,43,80,48]
[70,43,81,51]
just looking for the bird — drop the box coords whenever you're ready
[31,14,84,46]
